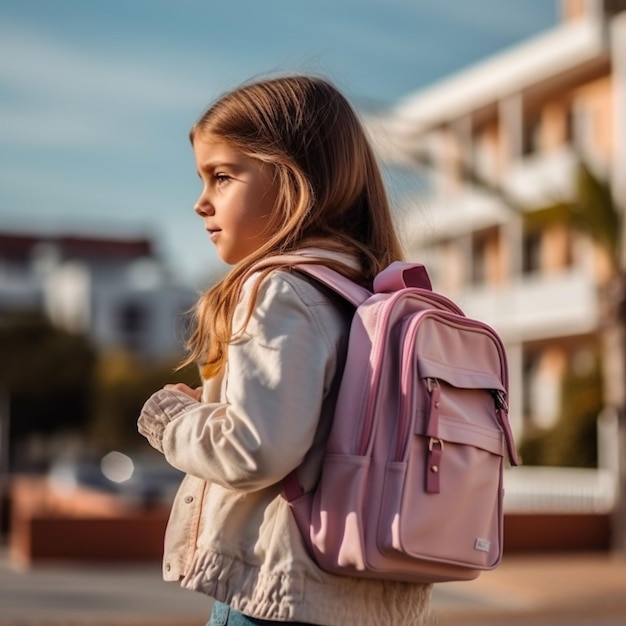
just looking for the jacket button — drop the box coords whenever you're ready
[165,562,171,572]
[184,495,194,503]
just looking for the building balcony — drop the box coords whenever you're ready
[458,268,599,343]
[504,146,579,210]
[405,145,579,246]
[403,186,511,247]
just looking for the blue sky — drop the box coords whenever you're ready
[0,0,558,285]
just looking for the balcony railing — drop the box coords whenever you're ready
[504,146,578,210]
[458,268,598,342]
[503,466,616,515]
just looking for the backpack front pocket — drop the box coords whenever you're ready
[376,314,509,571]
[378,409,504,569]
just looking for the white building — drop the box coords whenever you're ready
[0,231,196,360]
[367,0,626,439]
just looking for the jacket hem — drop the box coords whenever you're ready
[178,550,434,626]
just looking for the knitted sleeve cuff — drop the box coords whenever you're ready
[138,389,199,453]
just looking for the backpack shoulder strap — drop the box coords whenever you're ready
[248,256,433,305]
[293,265,370,307]
[246,254,371,307]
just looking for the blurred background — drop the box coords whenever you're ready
[1,0,626,624]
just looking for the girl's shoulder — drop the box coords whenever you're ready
[242,248,361,307]
[242,266,335,310]
[236,264,353,350]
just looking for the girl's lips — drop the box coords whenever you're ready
[207,229,221,242]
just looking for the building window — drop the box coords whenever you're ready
[522,113,542,156]
[523,349,562,430]
[564,102,575,146]
[522,353,539,426]
[522,229,542,274]
[471,235,488,285]
[471,228,502,286]
[116,301,147,352]
[523,222,574,276]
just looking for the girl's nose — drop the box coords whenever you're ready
[194,196,214,217]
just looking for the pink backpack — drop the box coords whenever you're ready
[258,257,520,583]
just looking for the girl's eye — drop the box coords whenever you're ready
[215,173,231,186]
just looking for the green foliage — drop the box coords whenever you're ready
[522,202,572,231]
[88,351,200,450]
[0,312,201,454]
[519,349,603,468]
[517,428,548,467]
[523,163,620,264]
[572,163,620,262]
[0,312,96,441]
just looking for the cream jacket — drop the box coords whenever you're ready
[148,251,433,626]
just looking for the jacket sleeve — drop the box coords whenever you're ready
[159,271,342,491]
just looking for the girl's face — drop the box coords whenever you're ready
[192,138,279,265]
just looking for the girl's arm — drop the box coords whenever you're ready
[138,271,342,491]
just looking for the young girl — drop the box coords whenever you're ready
[138,75,433,626]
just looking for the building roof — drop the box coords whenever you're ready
[367,13,610,162]
[0,231,154,263]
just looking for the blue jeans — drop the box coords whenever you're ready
[207,600,314,625]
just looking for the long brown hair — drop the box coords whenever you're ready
[184,75,404,378]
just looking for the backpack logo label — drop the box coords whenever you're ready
[474,538,491,552]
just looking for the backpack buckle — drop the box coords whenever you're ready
[428,437,444,452]
[426,437,444,494]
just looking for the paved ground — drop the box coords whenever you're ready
[432,552,626,625]
[1,550,625,625]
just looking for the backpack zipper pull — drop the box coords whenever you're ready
[426,378,442,494]
[492,389,521,466]
[493,389,508,413]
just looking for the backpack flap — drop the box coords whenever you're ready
[373,262,432,292]
[418,354,520,468]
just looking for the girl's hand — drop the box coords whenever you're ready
[164,383,203,401]
[138,387,201,453]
